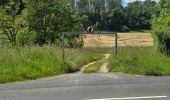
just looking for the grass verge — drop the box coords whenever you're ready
[0,46,105,83]
[109,47,170,76]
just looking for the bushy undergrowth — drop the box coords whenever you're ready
[0,46,104,83]
[109,47,170,76]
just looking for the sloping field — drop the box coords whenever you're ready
[83,33,153,48]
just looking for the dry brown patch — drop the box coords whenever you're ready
[83,33,153,48]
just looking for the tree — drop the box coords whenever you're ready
[125,0,156,30]
[22,0,83,45]
[74,0,124,31]
[0,0,22,45]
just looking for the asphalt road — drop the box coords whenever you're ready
[0,73,170,100]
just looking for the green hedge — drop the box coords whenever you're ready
[152,0,170,56]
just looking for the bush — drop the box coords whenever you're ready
[152,31,170,55]
[17,27,36,46]
[65,35,84,48]
[152,0,170,55]
[121,25,130,32]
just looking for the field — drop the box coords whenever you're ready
[83,32,153,48]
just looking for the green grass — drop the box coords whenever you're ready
[83,60,105,73]
[0,28,2,33]
[2,46,169,83]
[0,46,106,83]
[109,47,170,76]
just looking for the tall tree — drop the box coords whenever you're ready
[125,0,156,30]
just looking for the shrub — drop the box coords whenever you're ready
[64,35,84,48]
[152,0,170,55]
[121,25,130,32]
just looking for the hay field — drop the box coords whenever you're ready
[83,33,153,48]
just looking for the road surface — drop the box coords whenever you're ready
[0,73,170,100]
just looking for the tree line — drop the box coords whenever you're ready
[70,0,157,31]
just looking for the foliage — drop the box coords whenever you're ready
[69,0,124,31]
[109,47,170,76]
[21,0,83,46]
[0,46,104,83]
[69,0,156,31]
[121,25,130,32]
[0,0,23,46]
[0,0,84,47]
[124,0,156,30]
[152,0,170,55]
[0,0,8,6]
[0,0,158,46]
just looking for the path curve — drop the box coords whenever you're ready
[99,54,111,73]
[80,61,98,73]
[80,54,111,73]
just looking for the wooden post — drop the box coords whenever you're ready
[62,32,65,62]
[115,32,118,61]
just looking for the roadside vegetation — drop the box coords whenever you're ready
[152,0,170,56]
[109,47,170,76]
[108,0,170,76]
[0,47,104,83]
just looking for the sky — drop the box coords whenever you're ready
[122,0,160,7]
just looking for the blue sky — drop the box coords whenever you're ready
[122,0,160,7]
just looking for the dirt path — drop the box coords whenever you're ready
[80,61,98,73]
[99,54,111,73]
[80,54,111,73]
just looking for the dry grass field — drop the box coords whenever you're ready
[83,33,153,48]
